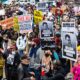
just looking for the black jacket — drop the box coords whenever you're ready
[13,53,21,68]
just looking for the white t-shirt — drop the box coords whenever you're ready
[7,54,15,65]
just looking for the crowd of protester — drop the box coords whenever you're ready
[0,0,80,80]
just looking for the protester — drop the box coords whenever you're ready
[41,50,53,79]
[6,44,20,80]
[16,34,26,57]
[0,1,80,80]
[18,55,35,80]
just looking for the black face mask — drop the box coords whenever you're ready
[0,37,3,42]
[4,40,8,43]
[45,54,50,57]
[22,35,25,38]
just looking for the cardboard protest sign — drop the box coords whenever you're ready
[0,17,13,30]
[37,2,47,9]
[61,22,77,61]
[39,21,53,38]
[61,22,78,36]
[39,21,54,49]
[13,16,19,32]
[34,10,43,24]
[18,15,33,33]
[0,9,5,16]
[62,31,77,61]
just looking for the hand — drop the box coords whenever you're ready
[31,42,36,46]
[29,72,35,76]
[0,48,4,53]
[30,76,35,80]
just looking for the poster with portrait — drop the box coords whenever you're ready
[39,21,54,38]
[62,31,77,61]
[61,22,78,61]
[39,21,54,49]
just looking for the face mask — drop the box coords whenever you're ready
[45,53,50,57]
[0,37,3,41]
[12,51,16,55]
[4,40,8,43]
[22,34,25,38]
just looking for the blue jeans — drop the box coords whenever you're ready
[29,45,40,58]
[18,50,24,57]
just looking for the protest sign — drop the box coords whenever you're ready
[30,0,35,4]
[61,22,78,36]
[39,21,53,38]
[34,10,43,24]
[37,2,47,13]
[61,22,77,61]
[37,2,47,8]
[18,15,33,33]
[0,17,13,29]
[62,31,77,61]
[18,15,32,22]
[39,21,54,49]
[13,16,19,32]
[0,9,5,15]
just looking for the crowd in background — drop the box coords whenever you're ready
[0,0,80,80]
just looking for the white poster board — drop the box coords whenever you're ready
[61,22,78,61]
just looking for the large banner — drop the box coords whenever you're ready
[39,21,54,49]
[61,22,77,61]
[37,2,48,13]
[18,15,33,33]
[0,17,13,29]
[34,10,43,24]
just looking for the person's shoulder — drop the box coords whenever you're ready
[37,48,44,53]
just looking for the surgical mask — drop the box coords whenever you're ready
[12,51,16,55]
